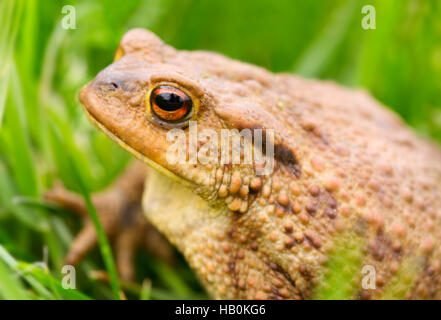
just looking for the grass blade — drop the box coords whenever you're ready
[12,196,65,215]
[0,162,49,232]
[293,0,357,77]
[0,0,24,125]
[140,279,152,300]
[1,62,39,197]
[0,244,54,299]
[68,157,121,299]
[16,262,92,300]
[152,260,193,297]
[0,259,30,300]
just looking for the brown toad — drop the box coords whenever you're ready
[47,29,441,299]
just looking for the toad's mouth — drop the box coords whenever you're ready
[79,87,194,189]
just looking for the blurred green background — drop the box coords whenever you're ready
[0,0,440,299]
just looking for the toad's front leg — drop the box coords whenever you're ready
[45,161,175,281]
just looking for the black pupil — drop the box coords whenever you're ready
[155,92,184,111]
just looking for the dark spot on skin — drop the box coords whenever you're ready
[227,255,242,291]
[360,290,371,300]
[354,217,368,236]
[284,237,295,249]
[426,264,436,276]
[318,191,338,218]
[249,187,260,196]
[370,230,396,262]
[268,262,302,298]
[228,258,236,275]
[304,231,322,249]
[242,126,301,178]
[274,143,301,178]
[420,262,441,299]
[232,212,243,220]
[276,201,291,213]
[327,194,338,208]
[372,244,385,261]
[226,227,235,239]
[269,262,278,271]
[227,257,240,289]
[305,202,317,215]
[299,264,311,278]
[324,208,337,219]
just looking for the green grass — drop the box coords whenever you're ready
[312,232,365,300]
[0,0,440,300]
[68,155,121,299]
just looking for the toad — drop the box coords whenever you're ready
[46,29,441,299]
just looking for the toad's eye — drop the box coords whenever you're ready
[150,85,192,122]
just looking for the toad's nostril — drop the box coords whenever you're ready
[96,79,123,92]
[106,80,122,91]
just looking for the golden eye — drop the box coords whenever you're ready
[150,85,192,122]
